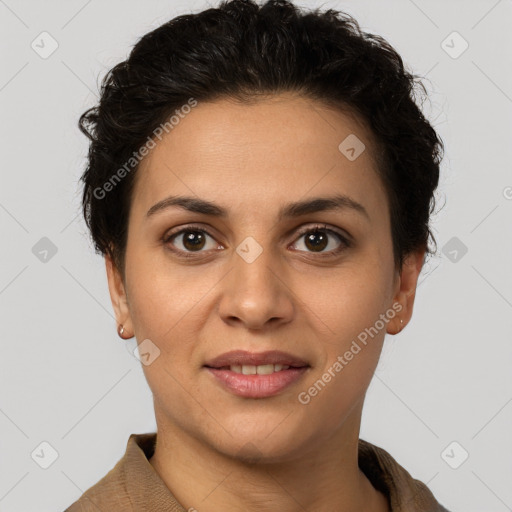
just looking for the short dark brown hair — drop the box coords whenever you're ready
[79,0,444,276]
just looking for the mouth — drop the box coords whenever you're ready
[203,349,310,369]
[203,350,310,398]
[205,363,300,374]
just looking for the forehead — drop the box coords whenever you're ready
[131,93,388,220]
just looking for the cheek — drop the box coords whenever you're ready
[125,250,214,340]
[298,262,392,343]
[299,327,385,436]
[124,255,212,383]
[295,265,391,417]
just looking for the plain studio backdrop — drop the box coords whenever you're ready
[1,1,511,511]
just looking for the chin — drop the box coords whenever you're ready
[206,425,312,465]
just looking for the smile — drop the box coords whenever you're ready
[220,364,290,374]
[204,366,309,398]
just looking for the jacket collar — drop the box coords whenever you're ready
[70,432,449,512]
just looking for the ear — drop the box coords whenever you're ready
[105,255,133,338]
[387,248,426,335]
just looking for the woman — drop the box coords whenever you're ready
[65,0,449,510]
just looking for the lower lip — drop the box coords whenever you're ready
[205,367,309,398]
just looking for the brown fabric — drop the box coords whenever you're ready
[64,432,450,512]
[358,439,450,512]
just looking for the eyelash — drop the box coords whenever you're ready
[162,223,351,259]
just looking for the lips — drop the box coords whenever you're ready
[203,350,310,369]
[203,350,311,398]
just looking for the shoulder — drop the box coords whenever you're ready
[63,453,131,512]
[63,433,158,512]
[358,438,451,512]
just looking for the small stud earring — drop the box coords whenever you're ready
[398,318,404,333]
[118,324,125,338]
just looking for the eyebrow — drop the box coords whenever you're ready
[146,194,370,222]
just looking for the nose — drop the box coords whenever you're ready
[218,243,295,330]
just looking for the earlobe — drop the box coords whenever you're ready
[105,255,133,338]
[387,301,405,335]
[388,249,426,335]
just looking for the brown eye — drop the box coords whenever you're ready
[164,228,220,254]
[180,230,207,251]
[303,231,329,252]
[291,225,350,256]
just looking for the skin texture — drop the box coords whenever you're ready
[105,92,425,512]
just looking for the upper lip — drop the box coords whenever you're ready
[204,350,309,368]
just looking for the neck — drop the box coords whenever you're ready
[149,403,389,512]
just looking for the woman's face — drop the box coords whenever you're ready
[107,93,423,462]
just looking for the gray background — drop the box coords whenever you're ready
[1,0,511,511]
